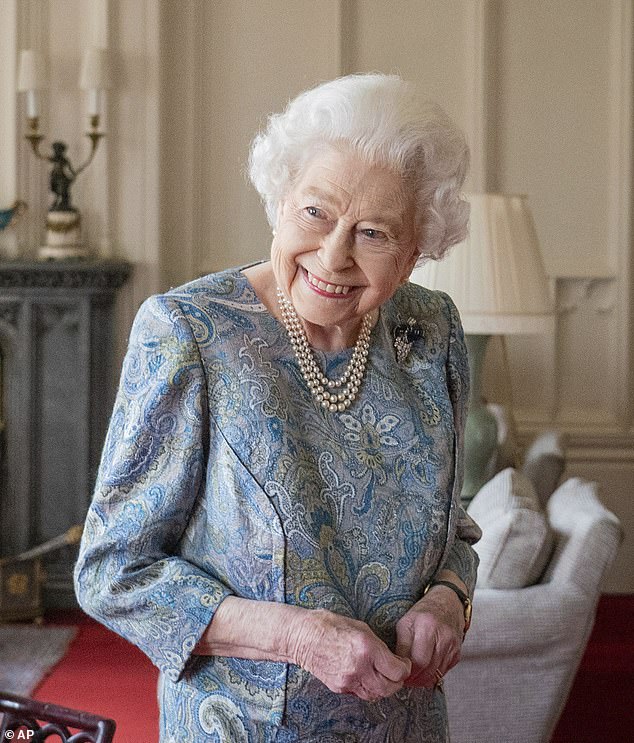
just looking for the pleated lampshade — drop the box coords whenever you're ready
[410,193,553,335]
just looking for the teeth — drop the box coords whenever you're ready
[307,271,351,295]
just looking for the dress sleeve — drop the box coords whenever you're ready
[437,291,482,596]
[74,294,233,682]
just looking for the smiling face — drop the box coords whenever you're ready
[271,147,420,347]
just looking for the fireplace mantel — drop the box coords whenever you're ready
[0,260,130,290]
[0,259,131,609]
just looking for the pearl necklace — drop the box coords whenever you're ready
[277,288,373,412]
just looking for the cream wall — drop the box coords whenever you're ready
[2,0,632,591]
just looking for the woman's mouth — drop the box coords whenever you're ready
[303,269,352,297]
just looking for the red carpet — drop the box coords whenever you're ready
[551,594,634,743]
[37,611,159,743]
[35,595,633,743]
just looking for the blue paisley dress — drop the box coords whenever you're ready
[75,266,480,742]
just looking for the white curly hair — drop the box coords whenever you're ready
[248,73,469,263]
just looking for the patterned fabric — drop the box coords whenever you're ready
[74,267,481,742]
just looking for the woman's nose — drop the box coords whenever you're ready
[318,225,354,272]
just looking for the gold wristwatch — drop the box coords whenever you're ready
[423,579,472,637]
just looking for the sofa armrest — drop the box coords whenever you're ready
[545,479,623,595]
[462,583,592,658]
[445,478,622,743]
[446,583,597,743]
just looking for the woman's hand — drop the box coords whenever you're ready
[291,608,412,702]
[194,597,410,701]
[395,583,465,688]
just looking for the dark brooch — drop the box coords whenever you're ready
[393,318,423,363]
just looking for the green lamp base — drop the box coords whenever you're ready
[462,334,498,507]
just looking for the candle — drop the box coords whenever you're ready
[26,90,39,118]
[86,88,102,117]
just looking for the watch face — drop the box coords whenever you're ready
[464,599,472,631]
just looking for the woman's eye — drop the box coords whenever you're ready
[361,228,386,240]
[305,206,324,219]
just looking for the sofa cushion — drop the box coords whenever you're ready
[521,431,566,508]
[484,403,521,479]
[467,468,554,589]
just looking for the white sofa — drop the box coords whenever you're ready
[445,477,623,743]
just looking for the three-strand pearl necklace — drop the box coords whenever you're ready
[277,288,373,412]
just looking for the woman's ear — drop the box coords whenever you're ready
[401,245,421,284]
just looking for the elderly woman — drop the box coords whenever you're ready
[75,74,481,742]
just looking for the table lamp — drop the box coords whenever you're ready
[410,193,554,505]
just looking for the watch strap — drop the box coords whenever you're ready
[424,579,472,637]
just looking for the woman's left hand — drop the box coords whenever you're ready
[394,583,465,688]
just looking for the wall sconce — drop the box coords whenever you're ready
[17,48,110,260]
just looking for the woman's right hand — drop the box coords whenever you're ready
[289,608,412,701]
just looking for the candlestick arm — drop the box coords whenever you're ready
[74,131,104,176]
[24,117,49,162]
[75,116,105,175]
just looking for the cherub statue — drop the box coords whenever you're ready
[49,141,77,212]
